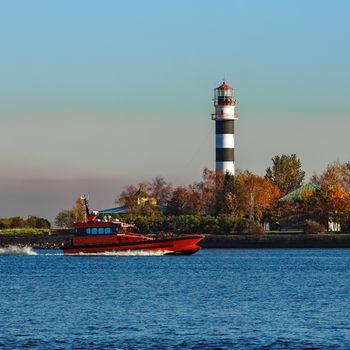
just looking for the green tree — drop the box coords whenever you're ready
[266,154,305,194]
[54,209,76,228]
[218,172,238,214]
[35,217,51,229]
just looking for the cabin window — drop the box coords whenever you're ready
[98,228,104,234]
[86,228,91,234]
[105,227,111,234]
[91,228,97,235]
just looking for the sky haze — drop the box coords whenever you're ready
[1,0,349,221]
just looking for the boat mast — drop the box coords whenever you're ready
[81,195,90,221]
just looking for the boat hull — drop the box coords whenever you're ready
[62,235,203,255]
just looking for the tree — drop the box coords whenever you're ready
[73,197,86,222]
[35,217,51,229]
[266,154,305,194]
[309,161,350,228]
[54,209,76,228]
[219,172,241,215]
[235,172,281,221]
[307,185,350,227]
[192,168,224,215]
[312,160,350,194]
[167,186,201,215]
[117,184,160,216]
[26,216,37,228]
[148,177,173,208]
[10,216,24,228]
[167,169,225,216]
[54,196,87,228]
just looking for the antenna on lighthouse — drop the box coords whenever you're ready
[211,81,238,175]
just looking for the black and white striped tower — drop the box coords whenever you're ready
[211,81,238,175]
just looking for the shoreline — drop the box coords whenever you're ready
[1,231,350,249]
[201,233,350,248]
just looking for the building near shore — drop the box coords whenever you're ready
[279,183,341,232]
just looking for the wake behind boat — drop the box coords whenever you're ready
[62,196,203,255]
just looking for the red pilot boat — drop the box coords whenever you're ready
[62,196,203,255]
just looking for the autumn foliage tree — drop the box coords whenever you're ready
[148,177,173,207]
[279,175,350,230]
[312,160,350,194]
[55,196,86,228]
[167,186,201,215]
[309,161,350,227]
[167,169,224,215]
[303,185,350,227]
[108,157,350,232]
[10,216,24,228]
[117,184,160,216]
[232,171,281,221]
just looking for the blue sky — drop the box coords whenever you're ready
[0,0,349,220]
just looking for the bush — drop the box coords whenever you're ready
[234,218,264,234]
[303,220,325,234]
[217,215,237,234]
[0,216,51,230]
[117,214,265,235]
[26,216,37,228]
[10,216,24,228]
[35,217,51,229]
[245,222,265,234]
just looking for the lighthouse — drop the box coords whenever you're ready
[211,81,238,175]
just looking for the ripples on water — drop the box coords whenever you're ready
[0,248,349,349]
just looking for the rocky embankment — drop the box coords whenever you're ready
[1,231,350,249]
[0,230,73,249]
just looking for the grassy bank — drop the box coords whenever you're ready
[0,228,52,235]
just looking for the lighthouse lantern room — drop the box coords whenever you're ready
[211,81,238,175]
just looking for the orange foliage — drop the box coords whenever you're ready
[323,185,350,222]
[235,172,282,221]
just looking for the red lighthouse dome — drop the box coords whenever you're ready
[218,81,233,90]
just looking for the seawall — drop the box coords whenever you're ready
[0,231,73,249]
[200,234,350,248]
[1,231,350,249]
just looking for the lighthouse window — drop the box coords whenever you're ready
[91,228,97,235]
[105,227,111,234]
[86,228,91,234]
[98,228,104,234]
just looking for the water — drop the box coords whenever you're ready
[0,248,349,349]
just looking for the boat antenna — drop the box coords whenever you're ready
[81,195,90,219]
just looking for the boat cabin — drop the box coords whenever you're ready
[74,221,136,236]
